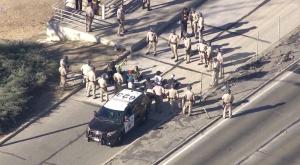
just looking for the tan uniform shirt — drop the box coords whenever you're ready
[147,31,157,42]
[113,72,123,84]
[98,78,107,88]
[184,37,191,50]
[206,45,212,58]
[81,64,92,76]
[117,8,124,20]
[192,12,199,23]
[168,34,179,45]
[59,66,67,77]
[87,70,96,82]
[216,52,223,64]
[153,85,165,96]
[60,58,66,67]
[86,6,94,19]
[167,88,178,99]
[222,93,234,104]
[198,42,207,52]
[184,90,195,101]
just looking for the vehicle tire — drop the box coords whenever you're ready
[87,137,91,142]
[116,133,124,146]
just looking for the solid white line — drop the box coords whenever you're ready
[162,70,294,165]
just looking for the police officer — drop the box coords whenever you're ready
[198,12,204,41]
[222,89,234,118]
[98,74,108,102]
[206,42,212,71]
[142,0,151,11]
[180,8,189,39]
[60,56,69,68]
[59,65,67,89]
[117,5,126,36]
[113,70,124,93]
[146,28,158,56]
[211,58,220,87]
[86,2,94,32]
[166,84,179,113]
[168,30,179,62]
[216,48,224,78]
[153,82,165,113]
[182,85,195,116]
[87,66,97,99]
[197,38,207,65]
[81,60,92,89]
[184,33,192,64]
[191,10,200,38]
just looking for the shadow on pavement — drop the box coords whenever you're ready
[233,102,285,118]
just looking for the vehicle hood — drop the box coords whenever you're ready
[88,117,122,133]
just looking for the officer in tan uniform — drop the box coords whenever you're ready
[146,28,158,56]
[59,65,67,89]
[86,67,97,99]
[184,34,192,64]
[182,85,195,116]
[168,30,179,62]
[98,74,108,102]
[191,10,199,38]
[166,84,179,113]
[216,48,224,78]
[81,60,92,90]
[153,83,165,113]
[117,5,126,36]
[60,56,68,68]
[206,42,212,70]
[85,2,94,32]
[222,89,234,118]
[197,38,207,65]
[113,70,123,93]
[198,12,204,41]
[211,58,220,87]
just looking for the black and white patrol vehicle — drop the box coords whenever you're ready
[86,89,151,146]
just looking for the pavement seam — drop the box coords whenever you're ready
[0,50,130,146]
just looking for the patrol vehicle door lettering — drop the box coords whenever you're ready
[124,115,134,133]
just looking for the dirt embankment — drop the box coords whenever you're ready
[0,0,57,40]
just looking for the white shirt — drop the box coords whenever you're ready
[147,31,157,42]
[216,52,223,64]
[81,64,92,76]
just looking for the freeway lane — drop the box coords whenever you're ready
[0,90,158,165]
[162,64,300,165]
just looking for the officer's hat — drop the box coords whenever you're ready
[227,89,231,94]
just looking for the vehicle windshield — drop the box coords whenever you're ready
[96,107,124,124]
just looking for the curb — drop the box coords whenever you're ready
[151,58,300,165]
[0,50,130,146]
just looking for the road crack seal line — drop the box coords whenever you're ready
[0,150,26,160]
[38,131,85,165]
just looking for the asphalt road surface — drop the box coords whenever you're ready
[0,91,157,165]
[162,64,300,165]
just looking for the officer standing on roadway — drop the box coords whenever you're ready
[197,38,207,65]
[182,85,195,116]
[146,28,158,56]
[98,74,109,102]
[153,82,165,113]
[222,89,234,118]
[166,84,179,113]
[86,66,97,99]
[184,33,192,64]
[142,0,151,11]
[59,65,67,90]
[168,30,179,62]
[86,2,94,32]
[113,70,124,93]
[216,48,224,78]
[211,57,220,87]
[117,5,126,36]
[81,60,92,89]
[198,12,204,41]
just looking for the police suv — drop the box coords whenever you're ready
[86,89,151,146]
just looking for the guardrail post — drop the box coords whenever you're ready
[256,31,259,61]
[278,16,281,41]
[60,9,63,22]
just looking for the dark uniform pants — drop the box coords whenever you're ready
[75,0,82,10]
[86,17,93,32]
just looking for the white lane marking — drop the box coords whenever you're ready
[162,70,294,165]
